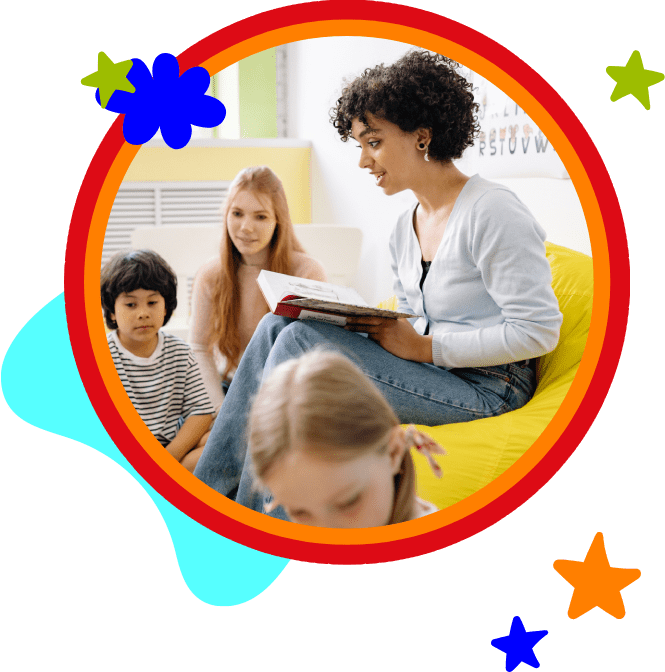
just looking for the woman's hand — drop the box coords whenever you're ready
[345,317,433,363]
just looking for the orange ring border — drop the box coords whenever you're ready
[65,2,628,563]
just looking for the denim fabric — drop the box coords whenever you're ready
[193,314,536,518]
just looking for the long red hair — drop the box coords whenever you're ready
[210,166,306,375]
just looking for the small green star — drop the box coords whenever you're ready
[81,52,135,109]
[606,50,664,110]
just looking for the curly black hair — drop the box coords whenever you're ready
[330,50,480,162]
[100,249,178,329]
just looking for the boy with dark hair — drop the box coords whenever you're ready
[101,249,214,472]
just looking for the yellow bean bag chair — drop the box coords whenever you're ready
[379,242,593,509]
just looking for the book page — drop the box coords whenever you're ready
[259,270,369,307]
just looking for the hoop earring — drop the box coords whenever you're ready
[424,146,430,162]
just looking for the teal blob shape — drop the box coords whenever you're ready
[1,294,289,605]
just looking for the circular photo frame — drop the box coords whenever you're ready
[65,1,628,564]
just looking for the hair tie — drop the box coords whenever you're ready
[405,425,446,478]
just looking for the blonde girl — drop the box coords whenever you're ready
[248,350,445,528]
[189,166,327,411]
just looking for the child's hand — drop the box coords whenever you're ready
[345,317,433,363]
[166,414,213,463]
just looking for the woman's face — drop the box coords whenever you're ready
[351,113,426,196]
[264,432,405,529]
[226,189,278,265]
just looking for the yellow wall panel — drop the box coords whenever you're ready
[124,145,312,224]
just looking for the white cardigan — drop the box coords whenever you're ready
[389,174,563,369]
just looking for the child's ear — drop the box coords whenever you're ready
[387,426,407,475]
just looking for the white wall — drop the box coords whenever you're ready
[286,37,591,304]
[287,37,418,305]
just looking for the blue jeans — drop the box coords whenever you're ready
[194,314,536,518]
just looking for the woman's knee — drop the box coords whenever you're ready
[277,320,374,364]
[258,312,292,331]
[272,320,311,354]
[267,320,328,366]
[252,313,294,345]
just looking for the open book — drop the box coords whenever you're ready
[257,270,418,326]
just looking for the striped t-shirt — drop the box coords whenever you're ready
[108,330,215,447]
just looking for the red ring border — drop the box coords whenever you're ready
[64,1,629,564]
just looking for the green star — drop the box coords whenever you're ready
[606,50,664,110]
[81,52,135,109]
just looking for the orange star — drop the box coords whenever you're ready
[554,533,641,619]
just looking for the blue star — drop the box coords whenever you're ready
[96,53,226,149]
[491,616,548,671]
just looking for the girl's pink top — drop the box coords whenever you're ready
[189,252,327,410]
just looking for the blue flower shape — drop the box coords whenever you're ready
[96,53,226,149]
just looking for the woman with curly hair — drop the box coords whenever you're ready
[195,50,562,519]
[329,50,561,374]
